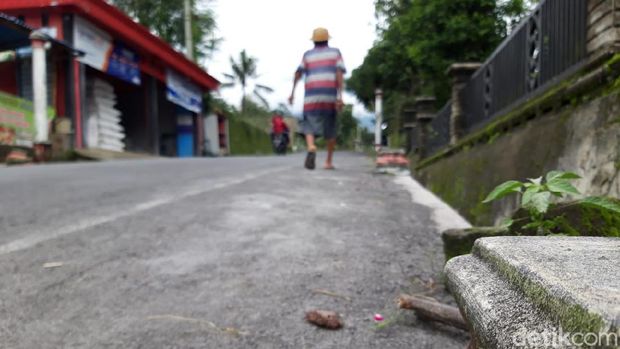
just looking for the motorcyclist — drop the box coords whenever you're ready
[271,113,290,153]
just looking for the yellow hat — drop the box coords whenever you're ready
[311,27,330,42]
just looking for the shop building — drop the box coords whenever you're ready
[0,0,220,157]
[0,13,77,156]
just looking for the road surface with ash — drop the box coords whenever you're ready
[0,152,470,348]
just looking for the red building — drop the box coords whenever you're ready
[0,0,219,157]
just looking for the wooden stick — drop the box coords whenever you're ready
[398,294,468,330]
[312,288,352,302]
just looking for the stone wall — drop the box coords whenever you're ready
[588,0,620,54]
[410,2,620,226]
[415,90,620,226]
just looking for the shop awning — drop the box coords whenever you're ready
[0,0,219,91]
[0,13,31,50]
[0,12,81,54]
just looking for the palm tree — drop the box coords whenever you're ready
[221,49,273,112]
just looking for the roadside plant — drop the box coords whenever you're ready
[482,170,620,235]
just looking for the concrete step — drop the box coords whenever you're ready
[446,236,620,348]
[446,254,564,349]
[473,237,620,336]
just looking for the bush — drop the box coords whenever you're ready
[228,117,273,155]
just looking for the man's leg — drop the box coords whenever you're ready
[325,138,336,168]
[323,113,337,169]
[305,134,317,152]
[304,133,317,170]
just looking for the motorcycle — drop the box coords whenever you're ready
[272,132,288,155]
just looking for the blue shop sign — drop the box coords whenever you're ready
[166,69,202,113]
[107,42,141,85]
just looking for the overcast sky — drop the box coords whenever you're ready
[205,0,377,119]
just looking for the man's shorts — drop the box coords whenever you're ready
[298,111,337,139]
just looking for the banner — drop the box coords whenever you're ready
[73,17,141,85]
[0,92,55,146]
[73,16,112,71]
[107,42,141,85]
[166,69,202,113]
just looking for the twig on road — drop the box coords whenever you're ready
[42,262,64,269]
[311,288,352,302]
[411,276,438,293]
[146,314,249,336]
[397,294,468,330]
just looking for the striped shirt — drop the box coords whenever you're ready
[296,46,346,116]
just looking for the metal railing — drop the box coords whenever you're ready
[425,102,451,156]
[424,0,588,156]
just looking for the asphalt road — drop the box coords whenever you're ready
[0,152,469,348]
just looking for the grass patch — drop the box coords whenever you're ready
[228,117,273,155]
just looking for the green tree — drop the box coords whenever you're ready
[403,0,528,100]
[109,0,219,61]
[337,105,358,148]
[221,50,273,112]
[347,0,528,148]
[203,93,234,116]
[374,0,412,31]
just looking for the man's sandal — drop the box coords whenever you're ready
[304,151,316,170]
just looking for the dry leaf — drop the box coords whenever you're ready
[305,309,343,330]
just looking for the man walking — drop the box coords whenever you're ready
[289,27,346,170]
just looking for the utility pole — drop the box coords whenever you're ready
[184,0,193,61]
[355,123,362,152]
[374,88,383,152]
[30,30,50,161]
[30,31,48,144]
